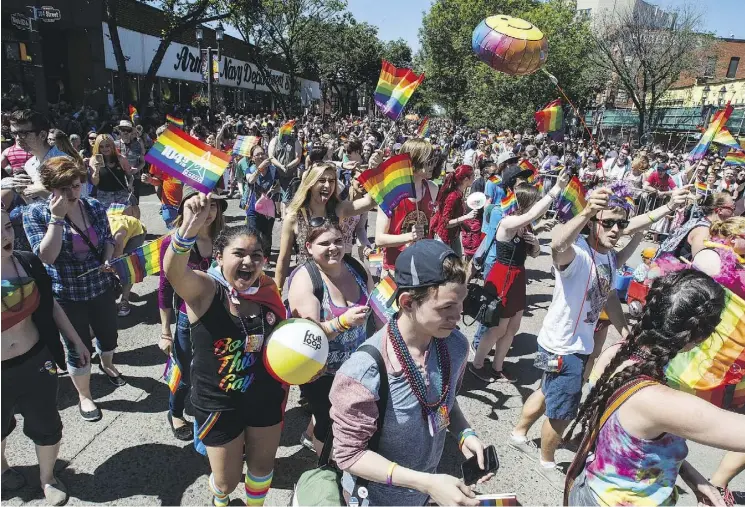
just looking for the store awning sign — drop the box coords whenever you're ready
[10,13,31,30]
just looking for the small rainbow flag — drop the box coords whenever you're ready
[520,159,543,192]
[128,105,138,123]
[163,355,182,395]
[713,127,741,151]
[534,99,563,134]
[417,116,430,138]
[556,176,586,223]
[488,175,501,184]
[357,153,416,217]
[368,250,383,277]
[232,135,261,157]
[106,203,126,216]
[725,149,745,166]
[145,126,230,194]
[369,275,399,322]
[166,114,184,127]
[696,181,709,196]
[475,494,518,506]
[689,102,733,161]
[279,120,295,139]
[374,60,425,121]
[665,288,745,409]
[500,191,518,216]
[111,236,165,285]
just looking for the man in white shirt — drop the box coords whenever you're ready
[603,147,631,180]
[508,184,690,490]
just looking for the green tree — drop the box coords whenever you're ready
[382,39,413,68]
[230,0,345,116]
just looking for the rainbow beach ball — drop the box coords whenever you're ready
[472,15,548,76]
[263,318,329,385]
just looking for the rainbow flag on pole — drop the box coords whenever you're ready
[417,116,430,138]
[232,135,261,157]
[500,191,518,216]
[145,126,230,194]
[534,99,563,134]
[713,127,741,151]
[520,159,543,192]
[724,149,745,166]
[106,203,126,216]
[696,181,709,196]
[665,288,745,409]
[369,275,399,322]
[111,236,165,285]
[279,120,295,139]
[374,60,425,121]
[163,356,182,395]
[128,105,138,123]
[166,114,184,128]
[357,153,416,217]
[556,176,587,223]
[689,102,734,161]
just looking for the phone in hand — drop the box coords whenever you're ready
[461,445,499,485]
[94,154,104,166]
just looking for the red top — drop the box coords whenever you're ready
[431,189,463,246]
[646,171,676,191]
[2,144,33,174]
[383,181,436,270]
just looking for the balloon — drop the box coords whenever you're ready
[472,15,548,76]
[263,318,329,385]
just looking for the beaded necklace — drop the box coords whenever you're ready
[388,316,451,422]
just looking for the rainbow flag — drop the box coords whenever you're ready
[500,191,518,216]
[368,250,383,277]
[369,275,399,322]
[279,120,295,139]
[665,288,745,409]
[106,203,126,215]
[534,99,563,133]
[166,114,184,127]
[556,176,586,223]
[232,135,261,157]
[417,116,430,138]
[520,159,543,192]
[128,105,138,123]
[713,127,741,151]
[145,126,230,194]
[163,355,182,395]
[488,175,501,184]
[696,181,709,196]
[373,60,425,120]
[689,102,734,161]
[111,236,165,285]
[357,153,416,217]
[725,149,745,166]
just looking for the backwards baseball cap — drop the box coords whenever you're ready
[497,151,519,166]
[500,164,533,190]
[390,240,458,306]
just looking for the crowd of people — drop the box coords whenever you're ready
[1,104,744,507]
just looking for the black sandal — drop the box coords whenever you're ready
[168,413,193,441]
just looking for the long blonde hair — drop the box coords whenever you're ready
[710,217,745,240]
[287,162,338,216]
[92,134,117,161]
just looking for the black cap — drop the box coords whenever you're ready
[390,240,457,305]
[177,185,228,215]
[500,164,533,190]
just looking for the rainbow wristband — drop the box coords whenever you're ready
[386,462,398,486]
[458,429,477,451]
[338,313,352,330]
[171,232,197,254]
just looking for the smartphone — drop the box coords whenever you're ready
[461,445,499,485]
[94,154,104,165]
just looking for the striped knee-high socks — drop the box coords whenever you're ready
[245,469,273,506]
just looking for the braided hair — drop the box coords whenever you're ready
[565,270,725,443]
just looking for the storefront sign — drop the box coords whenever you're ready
[10,12,31,30]
[102,23,320,99]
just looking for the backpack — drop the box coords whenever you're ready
[303,257,377,339]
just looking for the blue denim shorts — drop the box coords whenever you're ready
[538,345,589,421]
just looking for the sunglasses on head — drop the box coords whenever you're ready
[309,217,328,228]
[592,218,629,229]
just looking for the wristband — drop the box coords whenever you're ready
[49,218,66,226]
[327,317,342,334]
[387,462,398,486]
[50,215,65,221]
[171,231,197,254]
[458,428,478,451]
[338,313,352,330]
[647,213,657,223]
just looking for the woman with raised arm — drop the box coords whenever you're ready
[163,193,286,507]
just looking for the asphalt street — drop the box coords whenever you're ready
[3,189,743,506]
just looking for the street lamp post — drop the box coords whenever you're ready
[701,84,712,128]
[196,24,224,112]
[718,86,727,107]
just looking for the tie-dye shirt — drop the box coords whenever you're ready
[584,411,688,506]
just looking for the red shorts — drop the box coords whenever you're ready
[484,262,526,319]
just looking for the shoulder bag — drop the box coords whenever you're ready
[292,344,389,506]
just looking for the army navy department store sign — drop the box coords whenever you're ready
[102,23,320,99]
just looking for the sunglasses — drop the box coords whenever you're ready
[309,217,328,228]
[88,136,97,141]
[592,218,629,229]
[119,128,133,133]
[10,129,39,138]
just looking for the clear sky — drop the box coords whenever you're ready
[345,0,745,54]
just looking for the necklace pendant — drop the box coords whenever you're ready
[244,334,264,353]
[427,405,450,436]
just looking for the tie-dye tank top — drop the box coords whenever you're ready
[584,410,688,506]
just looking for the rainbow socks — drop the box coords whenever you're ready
[245,470,273,506]
[208,473,229,507]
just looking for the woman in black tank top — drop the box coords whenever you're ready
[470,171,569,383]
[163,193,287,507]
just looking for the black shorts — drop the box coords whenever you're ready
[58,289,118,365]
[301,375,334,442]
[192,386,288,447]
[1,341,62,446]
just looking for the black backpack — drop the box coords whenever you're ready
[303,256,377,338]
